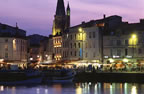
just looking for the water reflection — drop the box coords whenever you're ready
[75,83,143,94]
[0,86,4,91]
[131,86,137,94]
[0,83,143,94]
[76,83,82,94]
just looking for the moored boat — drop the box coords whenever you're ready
[42,69,76,83]
[0,69,42,85]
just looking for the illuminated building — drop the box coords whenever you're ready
[103,32,144,63]
[62,26,102,63]
[53,34,63,61]
[0,23,27,64]
[27,34,47,62]
[52,0,70,36]
[52,0,70,61]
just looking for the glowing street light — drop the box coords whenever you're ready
[109,58,114,63]
[0,59,4,62]
[78,27,83,33]
[132,34,136,39]
[123,58,129,63]
[30,58,33,61]
[129,34,138,46]
[45,55,48,57]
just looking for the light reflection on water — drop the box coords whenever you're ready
[0,83,143,94]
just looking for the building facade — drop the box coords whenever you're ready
[0,38,27,63]
[103,32,144,64]
[52,0,70,62]
[62,26,102,63]
[0,23,27,64]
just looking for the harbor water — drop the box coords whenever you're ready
[0,82,144,94]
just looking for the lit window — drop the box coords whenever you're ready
[5,45,8,51]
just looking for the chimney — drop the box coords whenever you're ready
[103,14,106,19]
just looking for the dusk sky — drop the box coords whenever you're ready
[0,0,144,36]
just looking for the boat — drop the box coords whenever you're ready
[0,69,42,85]
[42,69,76,83]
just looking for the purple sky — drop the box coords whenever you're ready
[0,0,144,36]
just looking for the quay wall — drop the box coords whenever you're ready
[74,72,144,83]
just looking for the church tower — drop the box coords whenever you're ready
[52,0,66,36]
[52,0,71,36]
[65,2,70,29]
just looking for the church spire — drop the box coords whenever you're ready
[56,0,65,16]
[67,2,70,11]
[66,2,70,16]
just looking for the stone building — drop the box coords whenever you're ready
[62,26,102,63]
[27,34,47,62]
[0,23,27,64]
[103,19,144,64]
[52,0,70,61]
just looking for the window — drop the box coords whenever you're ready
[93,44,96,48]
[117,49,121,56]
[85,43,88,48]
[93,32,95,38]
[5,53,8,58]
[138,48,142,54]
[70,43,72,48]
[85,52,88,58]
[116,40,121,46]
[71,51,73,56]
[89,32,91,38]
[75,51,77,56]
[110,49,113,57]
[125,40,128,45]
[5,39,8,42]
[93,52,96,57]
[70,35,72,40]
[125,49,128,56]
[5,45,8,51]
[78,43,81,48]
[74,43,76,48]
[89,43,91,48]
[110,40,114,46]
